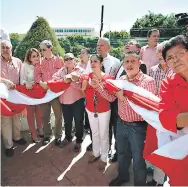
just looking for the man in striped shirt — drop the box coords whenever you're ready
[109,51,156,186]
[149,41,174,96]
[36,40,63,146]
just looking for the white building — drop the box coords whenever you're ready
[52,27,98,38]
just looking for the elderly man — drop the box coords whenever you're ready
[141,29,160,74]
[109,51,156,186]
[1,40,26,157]
[97,37,121,157]
[36,40,63,146]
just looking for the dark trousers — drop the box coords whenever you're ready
[62,98,84,143]
[116,117,147,186]
[109,99,118,150]
[84,109,90,129]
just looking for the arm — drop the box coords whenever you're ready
[159,79,181,133]
[0,77,15,89]
[52,68,65,81]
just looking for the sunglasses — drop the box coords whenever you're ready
[64,57,74,61]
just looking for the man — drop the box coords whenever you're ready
[141,29,160,74]
[97,37,121,157]
[36,40,63,146]
[1,40,26,157]
[110,40,147,163]
[109,51,156,186]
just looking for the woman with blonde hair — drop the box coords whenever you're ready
[20,48,43,143]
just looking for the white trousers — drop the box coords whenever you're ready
[1,114,21,149]
[86,109,111,162]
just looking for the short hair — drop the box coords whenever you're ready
[1,40,12,49]
[25,48,41,64]
[162,35,188,59]
[98,37,110,46]
[124,51,140,60]
[156,41,169,52]
[40,40,53,49]
[147,29,160,37]
[81,48,90,54]
[126,40,141,49]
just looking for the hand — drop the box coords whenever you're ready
[25,82,33,90]
[82,80,88,91]
[5,80,15,90]
[64,77,72,84]
[39,81,49,90]
[114,90,125,101]
[71,72,80,82]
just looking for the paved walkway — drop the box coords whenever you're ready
[1,131,134,186]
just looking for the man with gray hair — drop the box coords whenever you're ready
[97,37,121,157]
[1,40,26,157]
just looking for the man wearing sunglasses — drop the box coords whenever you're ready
[36,40,63,146]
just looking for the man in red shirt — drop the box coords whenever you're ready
[109,51,156,186]
[37,40,63,146]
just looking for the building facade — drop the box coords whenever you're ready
[52,27,97,38]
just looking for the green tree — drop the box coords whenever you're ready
[10,33,20,54]
[58,37,71,53]
[130,12,185,37]
[110,47,124,60]
[14,17,64,60]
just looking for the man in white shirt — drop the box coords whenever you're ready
[97,37,121,159]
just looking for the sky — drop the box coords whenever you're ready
[1,0,188,34]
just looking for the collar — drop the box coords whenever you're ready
[125,71,143,81]
[1,55,17,68]
[103,53,110,60]
[171,73,188,86]
[145,44,158,49]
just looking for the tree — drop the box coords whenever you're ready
[14,17,64,60]
[10,33,20,54]
[130,12,185,37]
[110,47,124,60]
[58,37,71,53]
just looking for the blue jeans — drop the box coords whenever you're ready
[116,117,147,186]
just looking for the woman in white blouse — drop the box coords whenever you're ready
[20,48,43,143]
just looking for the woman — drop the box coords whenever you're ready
[159,35,188,186]
[79,54,116,171]
[52,53,85,153]
[20,48,43,143]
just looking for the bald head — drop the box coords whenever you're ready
[97,37,111,58]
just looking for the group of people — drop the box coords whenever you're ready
[1,28,188,186]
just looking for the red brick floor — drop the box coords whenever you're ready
[1,131,134,186]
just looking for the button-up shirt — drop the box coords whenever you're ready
[52,66,84,104]
[1,56,22,84]
[103,53,121,76]
[149,64,174,95]
[118,71,156,122]
[35,56,62,82]
[140,45,159,74]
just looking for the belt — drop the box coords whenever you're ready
[119,117,147,127]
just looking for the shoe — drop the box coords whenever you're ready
[88,154,100,164]
[84,128,90,134]
[59,138,72,148]
[74,143,81,152]
[32,139,40,143]
[13,138,27,145]
[42,137,51,146]
[147,179,163,186]
[55,137,62,146]
[5,147,14,157]
[109,176,129,186]
[86,143,92,151]
[31,133,39,143]
[110,152,117,163]
[98,160,107,171]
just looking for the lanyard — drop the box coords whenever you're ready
[93,91,98,118]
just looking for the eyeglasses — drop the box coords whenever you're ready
[166,50,187,65]
[64,57,74,61]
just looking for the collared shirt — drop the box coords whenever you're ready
[103,53,121,76]
[149,64,174,95]
[159,74,188,133]
[140,45,159,74]
[1,56,22,84]
[52,66,84,104]
[35,56,62,82]
[118,71,156,122]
